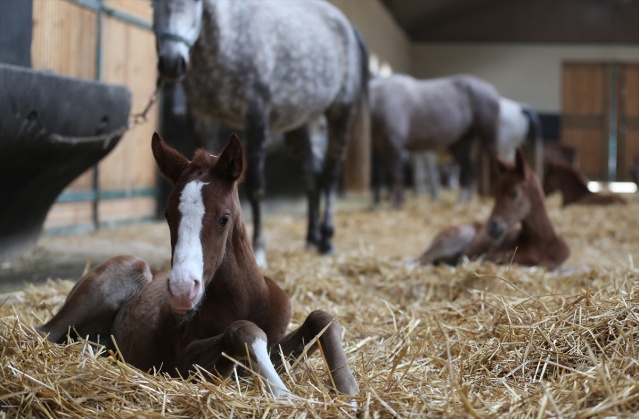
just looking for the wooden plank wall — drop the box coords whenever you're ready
[561,63,609,180]
[561,62,639,181]
[31,0,158,232]
[618,64,639,181]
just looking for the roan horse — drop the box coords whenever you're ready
[407,96,544,203]
[152,0,369,266]
[413,149,570,271]
[543,160,628,206]
[37,133,358,399]
[370,73,500,208]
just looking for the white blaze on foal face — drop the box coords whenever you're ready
[168,180,208,313]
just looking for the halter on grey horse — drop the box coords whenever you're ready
[152,0,369,266]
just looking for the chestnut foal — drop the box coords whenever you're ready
[415,149,570,270]
[543,159,627,206]
[37,133,358,398]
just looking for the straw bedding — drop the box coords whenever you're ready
[1,192,638,418]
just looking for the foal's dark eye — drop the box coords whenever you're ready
[510,190,519,199]
[219,215,229,227]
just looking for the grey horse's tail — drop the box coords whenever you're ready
[343,25,371,193]
[522,104,544,177]
[522,105,543,142]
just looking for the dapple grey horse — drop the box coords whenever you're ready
[153,0,369,266]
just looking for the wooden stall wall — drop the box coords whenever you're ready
[31,0,158,233]
[561,62,639,181]
[561,63,609,179]
[618,64,639,182]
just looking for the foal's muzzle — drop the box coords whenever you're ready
[167,276,202,314]
[487,219,506,240]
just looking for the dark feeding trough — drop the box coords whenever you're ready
[0,63,131,263]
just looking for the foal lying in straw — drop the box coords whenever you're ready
[37,133,358,401]
[414,149,570,270]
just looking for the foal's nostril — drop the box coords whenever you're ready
[190,279,201,299]
[488,220,504,239]
[166,278,174,297]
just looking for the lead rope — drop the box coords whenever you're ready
[47,78,165,148]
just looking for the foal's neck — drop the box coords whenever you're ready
[212,216,265,296]
[555,166,592,205]
[521,180,560,245]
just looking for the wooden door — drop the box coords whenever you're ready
[561,63,610,180]
[617,64,639,181]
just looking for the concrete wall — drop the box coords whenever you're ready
[330,0,412,73]
[412,43,639,112]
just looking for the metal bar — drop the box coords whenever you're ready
[43,216,158,236]
[55,187,158,203]
[92,0,104,231]
[608,63,618,181]
[68,0,152,30]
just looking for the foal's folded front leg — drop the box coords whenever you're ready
[182,320,290,397]
[272,310,358,396]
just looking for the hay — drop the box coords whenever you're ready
[1,192,638,417]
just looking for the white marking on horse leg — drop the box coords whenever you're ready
[253,248,267,269]
[169,180,208,311]
[251,338,289,397]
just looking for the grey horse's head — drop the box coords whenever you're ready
[152,0,203,80]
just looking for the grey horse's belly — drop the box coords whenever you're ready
[184,76,335,134]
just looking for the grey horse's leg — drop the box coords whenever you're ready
[284,122,324,250]
[320,106,353,254]
[36,256,152,349]
[244,102,270,267]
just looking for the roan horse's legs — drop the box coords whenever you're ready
[272,310,358,396]
[36,256,152,349]
[449,132,478,203]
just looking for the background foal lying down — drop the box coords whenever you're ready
[415,149,570,270]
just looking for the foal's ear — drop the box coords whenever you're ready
[214,133,245,182]
[494,156,510,175]
[151,132,190,183]
[514,148,529,179]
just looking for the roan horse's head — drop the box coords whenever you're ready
[152,0,203,80]
[486,149,537,240]
[152,132,245,314]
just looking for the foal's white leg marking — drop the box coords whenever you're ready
[251,338,290,397]
[169,180,208,304]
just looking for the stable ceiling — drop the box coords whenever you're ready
[380,0,639,44]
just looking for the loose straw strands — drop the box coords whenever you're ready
[1,193,637,417]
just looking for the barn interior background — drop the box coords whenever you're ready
[2,0,636,242]
[1,0,639,417]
